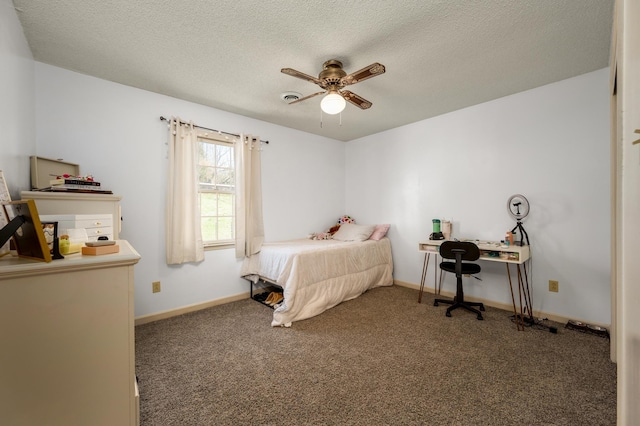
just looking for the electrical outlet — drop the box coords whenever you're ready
[152,281,161,293]
[549,280,559,293]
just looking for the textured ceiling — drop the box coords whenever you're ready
[13,0,614,142]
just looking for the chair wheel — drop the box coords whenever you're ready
[434,301,439,307]
[446,311,452,317]
[477,315,484,320]
[480,305,485,311]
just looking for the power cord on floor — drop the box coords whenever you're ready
[509,314,558,333]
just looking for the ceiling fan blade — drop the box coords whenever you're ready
[287,91,325,105]
[341,90,373,110]
[281,68,323,85]
[340,63,386,86]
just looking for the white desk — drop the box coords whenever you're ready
[418,239,531,330]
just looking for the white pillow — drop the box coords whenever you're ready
[332,223,376,242]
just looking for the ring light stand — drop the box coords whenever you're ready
[507,194,530,246]
[505,195,555,333]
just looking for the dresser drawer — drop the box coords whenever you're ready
[40,214,114,241]
[85,227,113,240]
[74,217,112,229]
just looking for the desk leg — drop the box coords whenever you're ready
[505,263,524,331]
[418,252,430,303]
[418,252,441,303]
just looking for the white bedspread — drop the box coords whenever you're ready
[240,237,393,326]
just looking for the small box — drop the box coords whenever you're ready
[82,244,120,256]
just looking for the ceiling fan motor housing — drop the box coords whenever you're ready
[319,60,347,87]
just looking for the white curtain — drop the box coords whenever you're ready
[165,117,204,264]
[235,134,264,258]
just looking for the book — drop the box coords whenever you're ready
[47,186,113,194]
[50,178,100,186]
[50,184,105,191]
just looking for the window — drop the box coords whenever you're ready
[197,135,235,247]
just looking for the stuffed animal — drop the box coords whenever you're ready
[328,225,341,235]
[338,215,355,224]
[308,216,355,240]
[308,232,331,240]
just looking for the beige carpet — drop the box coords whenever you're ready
[135,285,616,425]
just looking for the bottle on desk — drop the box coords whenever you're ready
[505,231,514,246]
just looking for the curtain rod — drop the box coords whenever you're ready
[159,116,269,144]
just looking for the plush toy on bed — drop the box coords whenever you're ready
[308,215,356,240]
[338,215,355,224]
[308,232,332,240]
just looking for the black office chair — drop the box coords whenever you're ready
[434,241,485,320]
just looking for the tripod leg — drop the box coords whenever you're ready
[511,222,529,246]
[520,224,530,246]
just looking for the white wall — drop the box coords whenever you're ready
[0,0,35,198]
[346,69,610,325]
[33,63,345,318]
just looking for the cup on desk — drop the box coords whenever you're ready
[442,220,451,240]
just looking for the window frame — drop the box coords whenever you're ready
[196,132,236,249]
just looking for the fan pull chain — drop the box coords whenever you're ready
[320,110,323,128]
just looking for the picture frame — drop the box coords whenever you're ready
[2,199,52,262]
[0,170,11,256]
[40,220,64,259]
[41,221,56,251]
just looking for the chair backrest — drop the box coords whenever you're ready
[439,241,480,261]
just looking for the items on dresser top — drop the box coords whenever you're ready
[21,190,122,239]
[82,243,120,256]
[29,156,113,193]
[40,213,113,241]
[29,156,80,190]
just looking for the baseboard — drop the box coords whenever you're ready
[393,279,610,329]
[134,292,250,326]
[134,280,609,330]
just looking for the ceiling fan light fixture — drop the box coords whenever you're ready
[320,92,346,115]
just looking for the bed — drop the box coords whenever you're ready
[240,235,393,327]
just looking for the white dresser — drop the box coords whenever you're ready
[0,240,140,425]
[21,190,121,239]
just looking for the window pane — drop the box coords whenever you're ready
[199,143,216,165]
[200,193,218,215]
[218,193,233,216]
[201,217,217,241]
[216,168,234,188]
[199,165,215,185]
[218,216,234,240]
[217,145,232,168]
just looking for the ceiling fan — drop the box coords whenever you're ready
[281,59,386,114]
